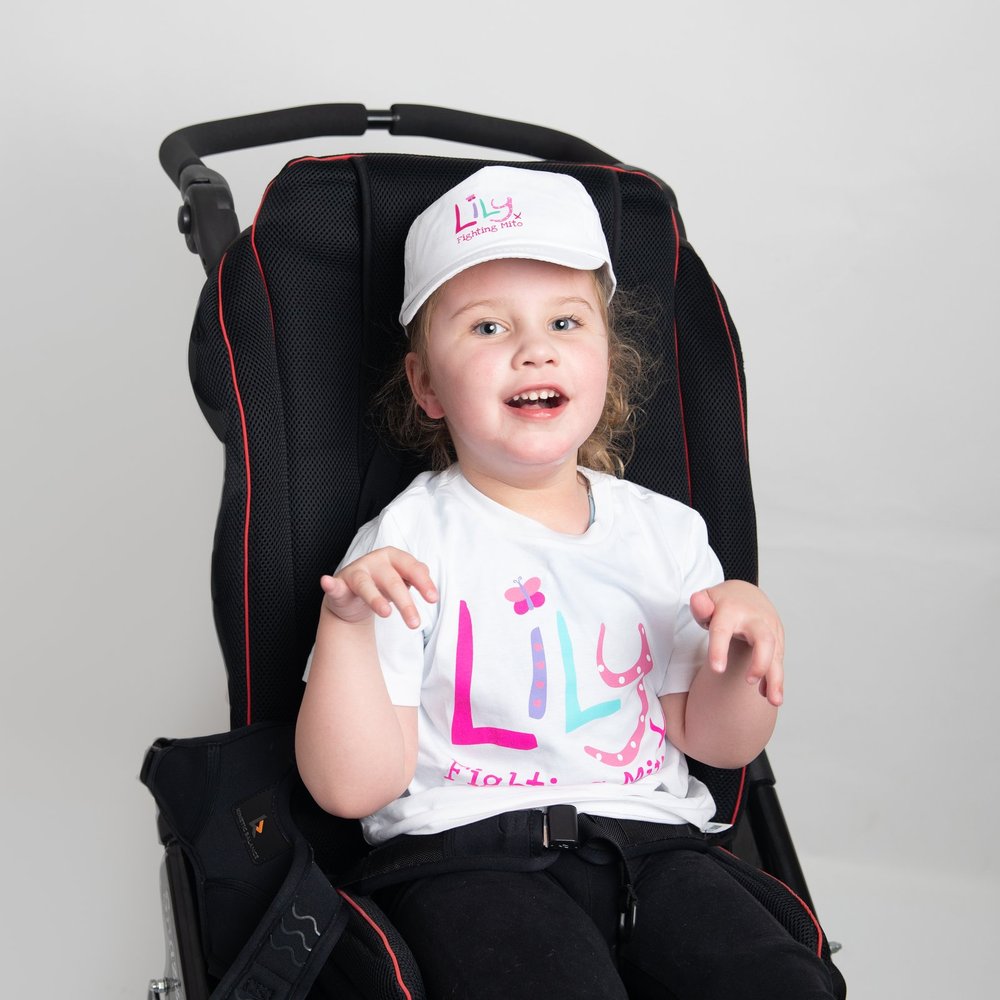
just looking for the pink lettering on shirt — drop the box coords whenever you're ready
[584,622,655,767]
[451,600,538,750]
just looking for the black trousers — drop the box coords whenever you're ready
[374,847,840,1000]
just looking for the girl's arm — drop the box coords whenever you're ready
[660,580,782,769]
[295,547,437,818]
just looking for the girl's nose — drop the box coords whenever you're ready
[513,328,559,367]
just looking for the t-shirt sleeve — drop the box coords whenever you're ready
[334,509,431,708]
[659,510,724,696]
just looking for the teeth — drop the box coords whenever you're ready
[510,389,560,402]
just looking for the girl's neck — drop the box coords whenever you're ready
[460,462,592,535]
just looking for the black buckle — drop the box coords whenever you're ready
[543,804,579,849]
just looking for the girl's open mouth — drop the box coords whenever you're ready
[506,389,564,410]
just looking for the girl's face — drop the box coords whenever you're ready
[406,257,610,487]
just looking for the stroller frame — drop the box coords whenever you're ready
[147,102,827,999]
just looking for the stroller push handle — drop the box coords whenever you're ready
[386,104,619,165]
[159,103,620,273]
[159,104,369,187]
[159,102,618,188]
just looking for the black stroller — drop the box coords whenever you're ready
[142,103,844,999]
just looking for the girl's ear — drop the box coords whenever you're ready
[405,351,446,419]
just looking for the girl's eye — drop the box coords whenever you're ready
[473,320,505,337]
[551,315,581,332]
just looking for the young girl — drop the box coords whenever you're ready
[296,166,839,999]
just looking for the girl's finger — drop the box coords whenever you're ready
[340,568,394,618]
[689,589,716,629]
[371,568,424,629]
[746,631,777,684]
[391,554,439,604]
[761,667,784,706]
[707,622,734,673]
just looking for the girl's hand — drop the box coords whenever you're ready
[689,580,784,706]
[322,547,438,629]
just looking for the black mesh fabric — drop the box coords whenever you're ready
[674,243,758,583]
[324,894,427,1000]
[707,847,846,998]
[191,239,298,727]
[686,758,749,826]
[710,849,830,962]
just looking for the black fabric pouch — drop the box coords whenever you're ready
[141,721,425,999]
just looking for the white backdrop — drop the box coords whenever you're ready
[2,1,997,995]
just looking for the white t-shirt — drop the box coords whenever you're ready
[337,466,726,844]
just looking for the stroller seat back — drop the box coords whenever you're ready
[192,152,756,738]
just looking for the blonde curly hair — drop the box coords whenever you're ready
[379,271,649,477]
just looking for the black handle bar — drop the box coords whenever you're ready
[161,103,620,273]
[160,103,618,187]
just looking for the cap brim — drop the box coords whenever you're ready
[399,244,613,326]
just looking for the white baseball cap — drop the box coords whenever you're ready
[399,165,617,327]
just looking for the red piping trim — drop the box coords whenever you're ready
[712,282,748,461]
[249,155,362,340]
[717,848,824,957]
[285,153,362,168]
[729,766,747,826]
[216,252,254,725]
[337,891,414,1000]
[249,181,277,338]
[235,153,361,717]
[584,162,661,187]
[670,206,680,285]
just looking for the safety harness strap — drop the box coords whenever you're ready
[349,805,714,895]
[349,806,834,963]
[351,808,560,894]
[211,838,348,1000]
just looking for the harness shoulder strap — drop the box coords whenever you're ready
[211,838,348,1000]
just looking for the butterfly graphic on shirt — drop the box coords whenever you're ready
[505,576,546,615]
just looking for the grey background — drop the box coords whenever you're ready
[2,1,996,995]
